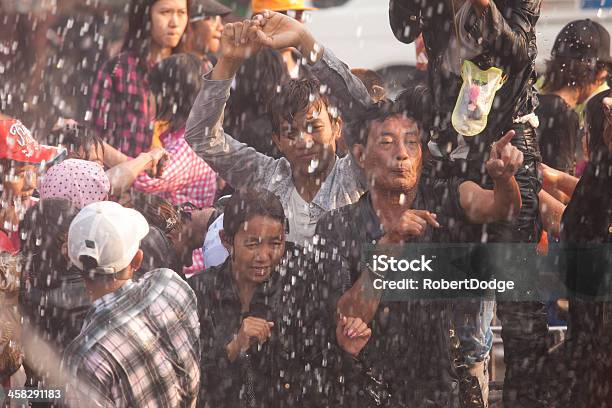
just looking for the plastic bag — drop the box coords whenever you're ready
[452,60,505,137]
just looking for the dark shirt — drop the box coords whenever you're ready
[389,0,541,165]
[536,94,579,175]
[189,243,326,408]
[314,176,468,407]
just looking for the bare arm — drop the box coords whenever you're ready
[538,189,565,239]
[540,163,578,204]
[106,149,164,196]
[459,178,521,224]
[459,130,523,224]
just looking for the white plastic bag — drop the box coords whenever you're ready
[452,60,505,137]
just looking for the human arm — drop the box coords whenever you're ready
[464,0,541,67]
[336,315,371,357]
[254,11,372,126]
[540,163,578,205]
[538,189,565,239]
[225,317,275,363]
[105,148,166,196]
[388,0,424,44]
[459,131,523,224]
[185,21,277,190]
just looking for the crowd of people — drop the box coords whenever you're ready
[0,0,611,407]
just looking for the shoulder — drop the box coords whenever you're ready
[188,263,228,298]
[315,200,360,235]
[141,268,197,304]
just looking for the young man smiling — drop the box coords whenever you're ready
[185,13,371,246]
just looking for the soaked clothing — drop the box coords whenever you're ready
[560,90,612,408]
[62,269,200,408]
[184,48,369,246]
[189,243,326,408]
[536,94,579,175]
[89,51,154,157]
[390,4,549,406]
[314,179,472,407]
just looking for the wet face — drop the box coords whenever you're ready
[226,215,286,285]
[150,0,189,50]
[191,16,223,54]
[2,161,39,201]
[272,101,341,178]
[354,115,422,193]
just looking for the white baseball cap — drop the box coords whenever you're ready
[68,201,150,275]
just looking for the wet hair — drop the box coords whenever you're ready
[541,56,608,94]
[50,124,105,162]
[149,53,204,131]
[268,78,338,135]
[228,48,290,118]
[130,192,184,235]
[19,198,79,290]
[351,68,386,101]
[585,89,612,163]
[122,0,191,61]
[349,85,431,147]
[223,189,286,240]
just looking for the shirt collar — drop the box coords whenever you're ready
[91,280,136,312]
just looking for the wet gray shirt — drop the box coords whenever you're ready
[185,48,371,243]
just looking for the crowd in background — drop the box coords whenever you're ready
[1,0,611,407]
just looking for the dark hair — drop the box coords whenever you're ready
[349,85,430,147]
[223,189,286,240]
[351,68,385,100]
[20,198,79,290]
[122,0,190,61]
[130,192,183,235]
[542,56,608,94]
[149,53,203,131]
[268,78,338,135]
[585,89,612,163]
[50,124,105,162]
[228,48,290,118]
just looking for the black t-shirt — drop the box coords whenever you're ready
[535,94,580,175]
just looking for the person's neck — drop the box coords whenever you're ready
[292,156,337,203]
[554,87,580,108]
[148,43,173,66]
[370,186,418,224]
[232,265,258,313]
[88,279,130,302]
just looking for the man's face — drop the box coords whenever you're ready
[2,162,38,201]
[150,0,189,50]
[192,16,223,54]
[356,115,423,193]
[272,102,340,178]
[226,215,286,285]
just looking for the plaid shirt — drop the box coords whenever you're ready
[62,269,200,408]
[133,127,217,208]
[89,52,154,157]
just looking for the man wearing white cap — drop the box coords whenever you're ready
[61,201,200,407]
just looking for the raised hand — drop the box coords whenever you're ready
[218,20,262,62]
[379,209,440,244]
[336,315,372,357]
[485,130,524,182]
[236,316,275,352]
[252,10,310,52]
